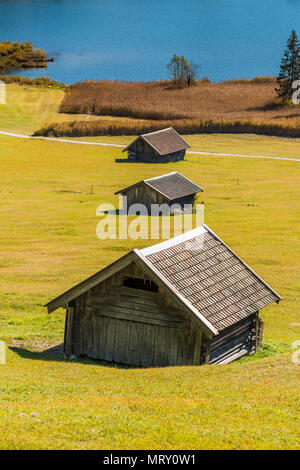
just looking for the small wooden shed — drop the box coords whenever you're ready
[115,172,204,213]
[119,127,191,163]
[45,225,281,367]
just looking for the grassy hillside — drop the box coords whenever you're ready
[0,84,104,135]
[0,352,298,449]
[71,133,300,160]
[0,131,299,449]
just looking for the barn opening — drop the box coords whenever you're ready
[123,276,158,292]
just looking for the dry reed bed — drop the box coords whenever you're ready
[34,78,300,137]
[60,78,300,122]
[34,117,300,138]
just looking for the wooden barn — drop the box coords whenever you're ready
[45,225,281,367]
[115,172,204,213]
[119,127,191,163]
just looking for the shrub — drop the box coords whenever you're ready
[0,75,66,90]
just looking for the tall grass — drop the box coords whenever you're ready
[30,76,300,137]
[60,77,300,122]
[34,117,300,138]
[60,79,285,121]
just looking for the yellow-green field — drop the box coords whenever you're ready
[0,85,299,449]
[0,84,136,135]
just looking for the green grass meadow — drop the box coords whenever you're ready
[0,85,299,449]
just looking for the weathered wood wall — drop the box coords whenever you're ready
[125,183,166,210]
[209,314,257,364]
[128,139,156,162]
[64,262,205,367]
[64,263,260,367]
[123,183,195,213]
[159,150,186,163]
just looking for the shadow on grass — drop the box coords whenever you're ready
[9,344,138,369]
[10,344,64,362]
[10,341,290,369]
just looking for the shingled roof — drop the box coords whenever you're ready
[123,127,191,156]
[115,172,204,200]
[139,226,281,332]
[46,225,281,337]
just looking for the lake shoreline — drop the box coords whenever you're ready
[0,41,54,74]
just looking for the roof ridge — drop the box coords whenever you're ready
[144,171,177,182]
[141,127,172,137]
[140,225,207,256]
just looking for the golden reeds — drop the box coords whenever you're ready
[34,117,300,138]
[59,78,286,122]
[33,77,300,137]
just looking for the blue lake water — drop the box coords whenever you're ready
[1,0,300,84]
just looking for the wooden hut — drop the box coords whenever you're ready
[118,127,191,163]
[45,225,281,367]
[115,172,204,213]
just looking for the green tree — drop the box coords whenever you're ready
[276,29,300,102]
[167,54,198,87]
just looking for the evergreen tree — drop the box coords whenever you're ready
[276,29,300,101]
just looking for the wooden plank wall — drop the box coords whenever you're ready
[129,140,158,162]
[63,264,257,366]
[160,150,186,163]
[76,316,199,367]
[125,184,167,212]
[208,314,256,364]
[125,185,195,213]
[65,262,205,367]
